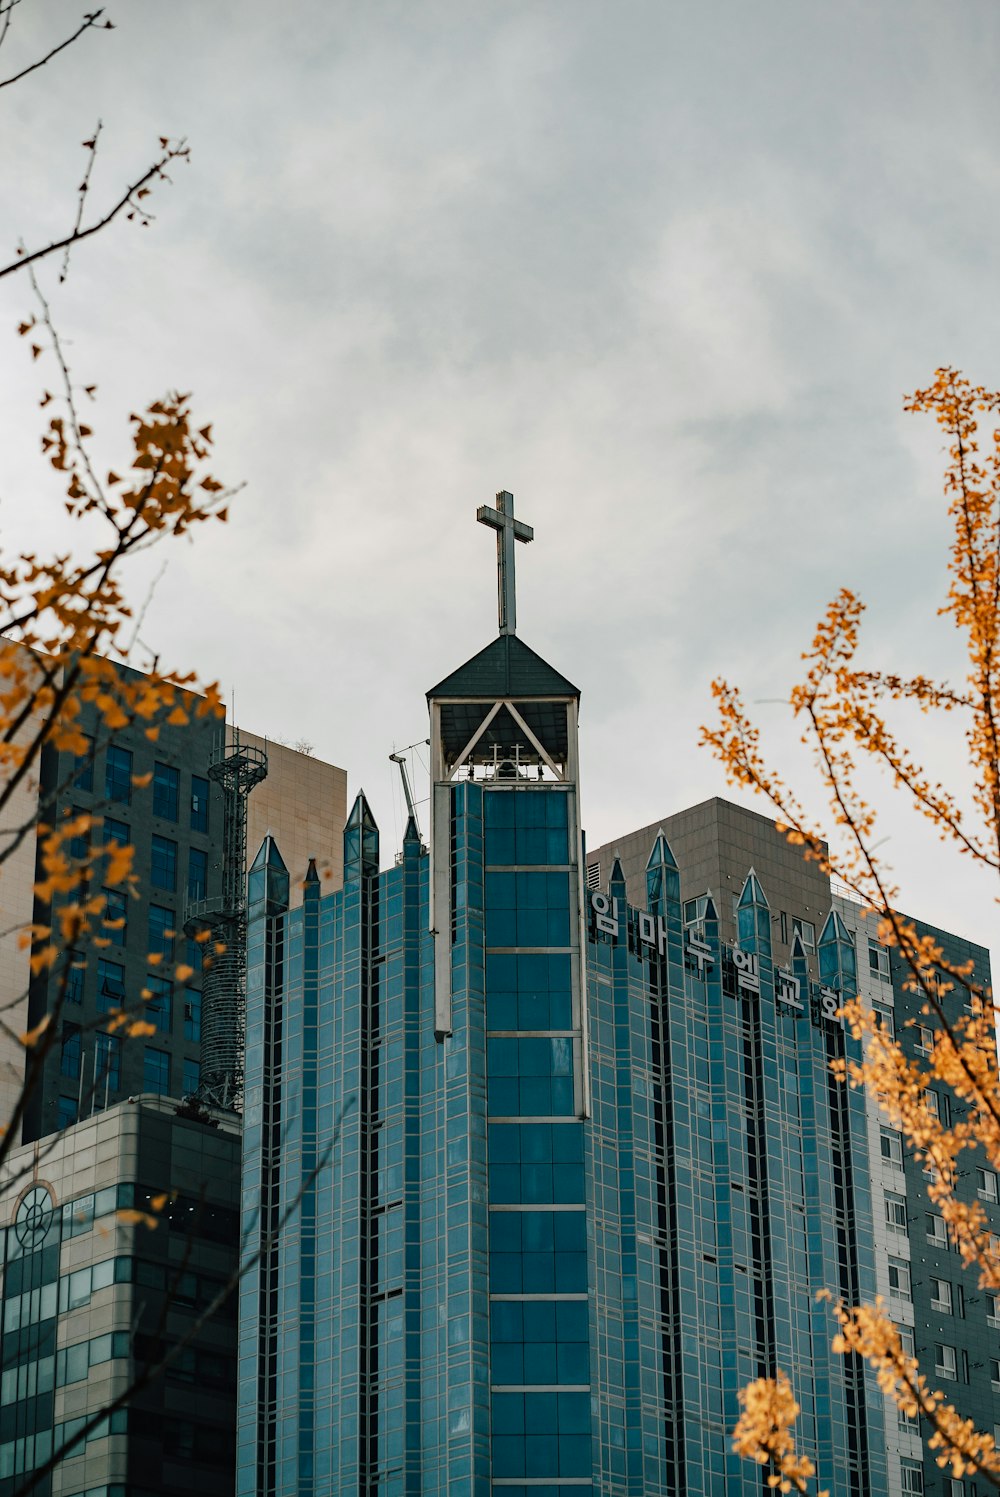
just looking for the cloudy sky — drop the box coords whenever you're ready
[1,1,998,960]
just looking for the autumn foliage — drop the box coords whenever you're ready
[0,281,231,1175]
[702,368,1000,1490]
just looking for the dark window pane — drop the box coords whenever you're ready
[190,776,209,834]
[97,959,125,1013]
[145,976,172,1034]
[65,951,85,1004]
[184,988,201,1042]
[95,1033,121,1092]
[60,1023,81,1079]
[73,735,95,792]
[150,835,177,892]
[102,817,129,847]
[188,847,208,902]
[183,1058,201,1095]
[102,888,127,947]
[153,762,180,821]
[105,745,133,805]
[143,1048,170,1096]
[148,905,174,960]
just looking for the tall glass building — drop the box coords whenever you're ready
[238,592,892,1494]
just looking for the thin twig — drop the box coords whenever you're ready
[0,9,108,90]
[61,120,102,283]
[1,139,188,282]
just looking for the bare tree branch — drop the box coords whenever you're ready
[1,138,189,282]
[0,9,109,91]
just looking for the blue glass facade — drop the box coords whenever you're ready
[238,634,889,1496]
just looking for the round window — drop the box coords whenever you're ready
[14,1186,52,1248]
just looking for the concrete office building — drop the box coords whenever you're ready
[0,1096,240,1497]
[17,663,346,1141]
[235,494,941,1495]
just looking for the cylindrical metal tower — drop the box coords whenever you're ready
[184,729,267,1111]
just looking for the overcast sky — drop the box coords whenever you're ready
[1,1,998,963]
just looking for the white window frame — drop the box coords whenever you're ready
[930,1277,952,1314]
[978,1168,998,1203]
[868,939,891,981]
[988,1293,1000,1330]
[926,1212,948,1248]
[885,1193,908,1233]
[792,917,816,952]
[901,1460,924,1495]
[880,1127,903,1169]
[990,1359,1000,1391]
[914,1024,934,1055]
[888,1257,911,1300]
[935,1343,957,1380]
[873,1002,895,1036]
[683,895,708,929]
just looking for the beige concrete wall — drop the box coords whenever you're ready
[587,796,834,975]
[241,730,348,903]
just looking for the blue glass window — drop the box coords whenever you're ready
[102,888,127,946]
[152,761,179,821]
[95,1032,121,1092]
[73,735,95,792]
[183,1058,201,1095]
[96,959,125,1013]
[488,1038,576,1117]
[104,744,132,805]
[150,834,177,892]
[68,807,90,861]
[190,775,209,834]
[60,1023,81,1079]
[145,976,172,1034]
[148,905,174,961]
[57,1095,78,1130]
[65,951,85,1004]
[143,1048,170,1096]
[486,953,572,1031]
[102,816,129,847]
[188,847,208,902]
[489,1209,588,1294]
[184,988,201,1042]
[484,789,569,865]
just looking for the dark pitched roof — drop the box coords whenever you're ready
[426,634,579,700]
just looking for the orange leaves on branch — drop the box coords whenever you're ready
[732,1371,829,1496]
[19,1016,51,1049]
[709,367,1000,1488]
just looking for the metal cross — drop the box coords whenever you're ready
[476,489,534,636]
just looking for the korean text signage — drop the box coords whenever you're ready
[588,892,843,1029]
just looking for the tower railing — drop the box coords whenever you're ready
[184,730,267,1112]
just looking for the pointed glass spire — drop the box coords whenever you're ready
[737,867,768,910]
[819,909,857,989]
[789,929,809,982]
[344,791,379,882]
[248,834,290,918]
[645,830,679,914]
[403,813,421,846]
[737,867,771,956]
[304,856,319,889]
[609,855,626,898]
